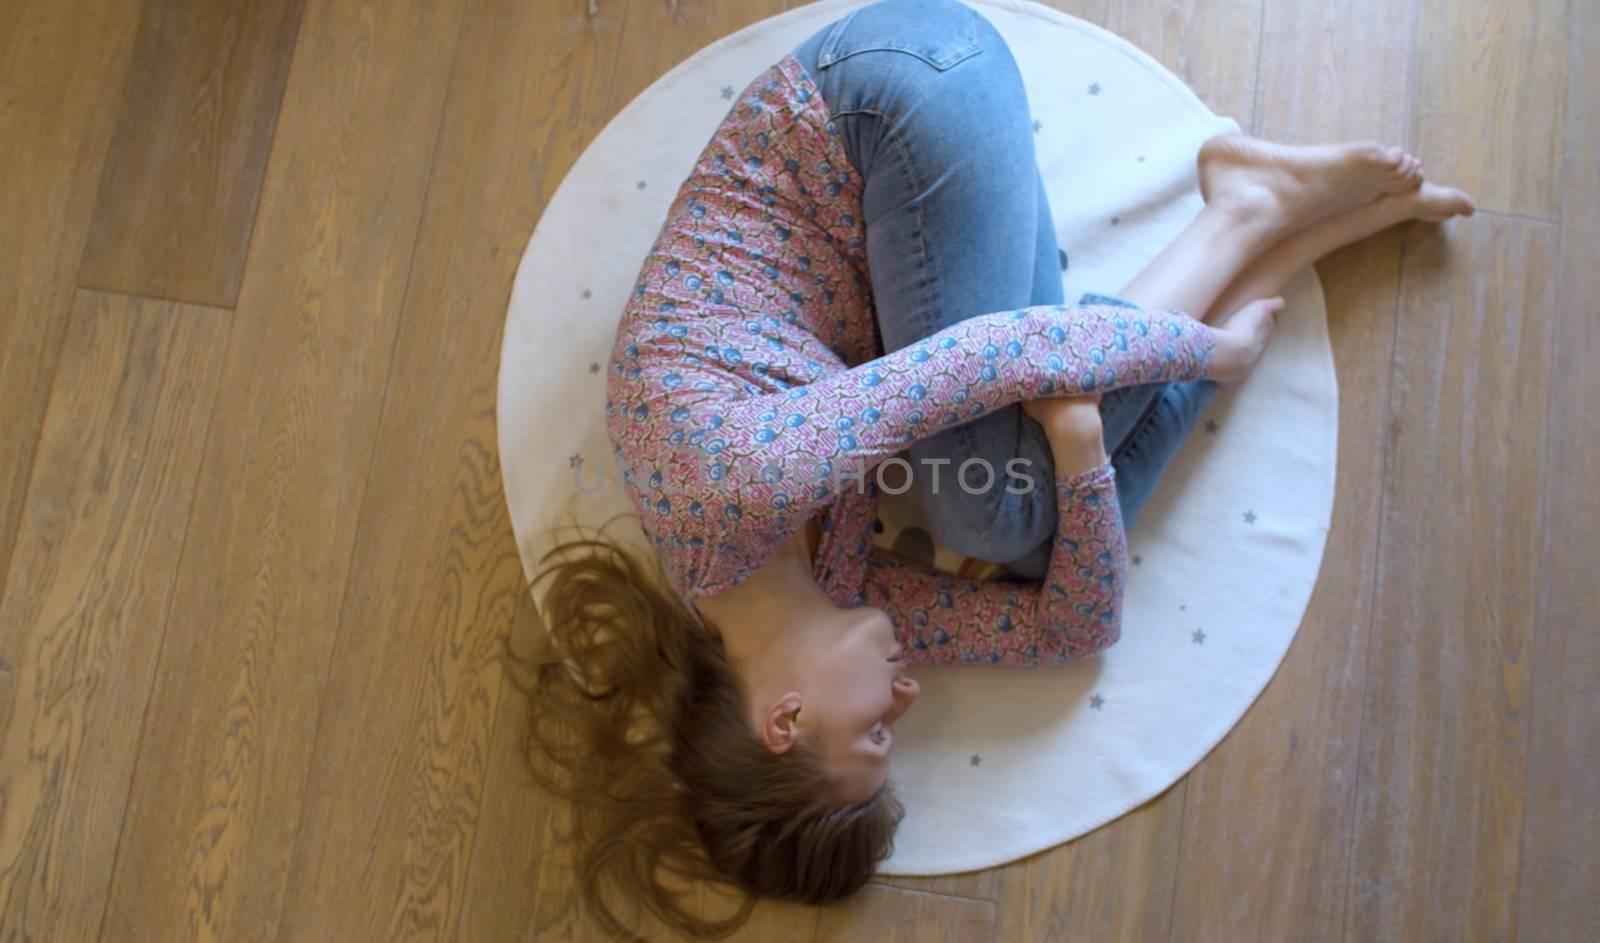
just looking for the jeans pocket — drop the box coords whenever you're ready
[818,0,985,72]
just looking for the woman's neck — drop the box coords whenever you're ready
[693,530,824,667]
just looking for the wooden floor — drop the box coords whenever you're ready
[0,0,1592,939]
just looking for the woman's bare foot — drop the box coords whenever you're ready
[1199,181,1476,328]
[1197,134,1422,239]
[1388,180,1476,222]
[1294,181,1476,259]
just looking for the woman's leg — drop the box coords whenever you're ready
[1200,181,1474,326]
[795,0,1418,569]
[794,0,1073,563]
[1088,182,1476,532]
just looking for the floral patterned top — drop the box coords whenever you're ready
[605,54,1215,666]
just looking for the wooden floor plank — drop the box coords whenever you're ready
[1410,0,1566,219]
[816,884,995,943]
[1253,0,1414,146]
[605,0,790,117]
[993,791,1185,942]
[1102,0,1263,131]
[1345,216,1556,942]
[1514,0,1600,937]
[0,0,145,614]
[445,7,629,941]
[457,594,598,941]
[1164,2,1417,937]
[269,0,623,938]
[93,1,468,940]
[78,0,306,307]
[0,291,229,942]
[876,868,1001,906]
[1032,0,1112,27]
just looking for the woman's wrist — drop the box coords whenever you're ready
[1040,408,1108,476]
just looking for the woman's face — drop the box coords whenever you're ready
[798,604,920,803]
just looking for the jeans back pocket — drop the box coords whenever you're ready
[818,0,985,72]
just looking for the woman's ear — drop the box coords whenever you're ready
[761,691,804,754]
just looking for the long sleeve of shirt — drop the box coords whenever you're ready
[608,301,1212,596]
[861,459,1128,665]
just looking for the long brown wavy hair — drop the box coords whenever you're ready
[515,529,903,940]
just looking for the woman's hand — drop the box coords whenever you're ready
[1209,296,1285,384]
[1023,395,1107,477]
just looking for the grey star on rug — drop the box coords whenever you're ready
[1132,554,1143,566]
[1089,82,1101,96]
[636,180,647,190]
[970,754,982,767]
[1136,154,1146,163]
[1089,693,1104,710]
[569,454,582,469]
[1204,419,1218,434]
[720,85,734,99]
[1244,510,1257,524]
[1110,215,1120,226]
[1192,628,1206,645]
[589,362,600,374]
[581,288,592,299]
[1032,118,1042,132]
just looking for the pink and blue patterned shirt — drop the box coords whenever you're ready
[605,54,1215,666]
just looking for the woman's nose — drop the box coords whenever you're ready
[891,675,920,715]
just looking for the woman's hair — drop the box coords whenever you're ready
[515,532,903,940]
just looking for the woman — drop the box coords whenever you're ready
[525,0,1474,936]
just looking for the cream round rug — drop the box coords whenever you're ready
[498,0,1336,875]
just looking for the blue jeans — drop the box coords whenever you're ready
[793,0,1216,580]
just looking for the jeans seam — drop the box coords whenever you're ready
[886,119,939,352]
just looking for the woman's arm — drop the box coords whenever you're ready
[615,301,1207,595]
[859,396,1131,666]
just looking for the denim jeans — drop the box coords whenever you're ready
[793,0,1217,579]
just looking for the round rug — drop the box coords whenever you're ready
[498,0,1336,875]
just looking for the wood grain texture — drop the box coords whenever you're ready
[815,884,994,942]
[1102,0,1263,130]
[1345,216,1556,942]
[271,0,626,937]
[0,0,144,616]
[994,790,1185,942]
[606,0,790,116]
[1253,0,1414,145]
[457,594,599,940]
[1164,5,1417,937]
[78,0,306,307]
[1410,0,1565,219]
[439,3,627,938]
[1031,0,1111,26]
[1515,0,1600,938]
[94,1,467,940]
[0,291,228,942]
